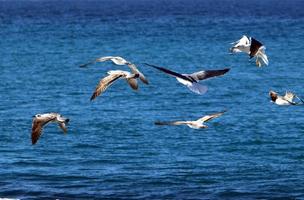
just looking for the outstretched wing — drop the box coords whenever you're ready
[79,60,96,68]
[188,68,230,81]
[80,56,128,67]
[230,35,250,53]
[90,73,123,101]
[155,121,189,126]
[283,91,295,102]
[144,63,194,82]
[31,116,55,145]
[250,37,263,58]
[197,111,226,123]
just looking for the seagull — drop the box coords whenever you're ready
[230,35,269,67]
[31,113,70,145]
[90,70,139,101]
[155,111,226,129]
[144,63,230,95]
[269,90,304,105]
[80,56,148,85]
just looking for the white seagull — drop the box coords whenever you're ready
[90,70,139,101]
[144,63,230,95]
[269,90,304,106]
[155,111,226,129]
[230,35,269,67]
[31,113,70,145]
[80,56,148,85]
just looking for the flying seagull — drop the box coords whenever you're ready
[80,56,148,85]
[31,113,70,145]
[230,35,269,67]
[155,111,226,129]
[144,63,230,95]
[90,70,139,101]
[269,90,304,106]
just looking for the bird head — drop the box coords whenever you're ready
[269,91,278,102]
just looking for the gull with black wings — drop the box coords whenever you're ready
[144,63,230,95]
[230,35,269,67]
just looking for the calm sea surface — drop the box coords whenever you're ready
[1,0,304,199]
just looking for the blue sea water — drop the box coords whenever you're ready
[1,0,304,199]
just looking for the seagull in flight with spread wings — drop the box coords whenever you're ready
[80,56,148,85]
[90,70,139,101]
[230,35,269,67]
[31,113,70,145]
[155,111,226,129]
[144,63,230,95]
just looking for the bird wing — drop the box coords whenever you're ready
[256,48,269,66]
[79,60,96,68]
[249,37,263,58]
[31,116,55,145]
[108,57,129,65]
[232,35,250,45]
[126,77,138,90]
[127,63,149,84]
[144,63,194,82]
[80,56,127,67]
[188,68,230,81]
[197,111,226,123]
[155,121,189,126]
[283,91,295,102]
[58,122,68,133]
[90,73,123,101]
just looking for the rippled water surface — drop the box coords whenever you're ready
[1,0,304,199]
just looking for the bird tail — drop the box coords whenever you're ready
[187,83,208,95]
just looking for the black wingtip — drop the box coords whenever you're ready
[79,63,89,68]
[143,63,157,68]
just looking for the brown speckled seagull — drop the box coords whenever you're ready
[90,70,139,101]
[31,113,69,145]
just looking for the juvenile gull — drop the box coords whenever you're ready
[90,70,139,101]
[230,35,269,67]
[144,63,230,95]
[31,113,70,145]
[269,90,304,106]
[80,56,148,85]
[155,111,226,129]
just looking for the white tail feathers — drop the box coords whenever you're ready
[187,83,208,95]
